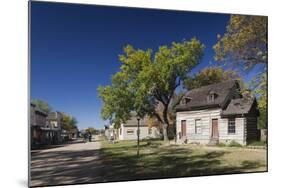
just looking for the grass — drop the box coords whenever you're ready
[228,140,242,147]
[99,139,267,182]
[248,141,267,146]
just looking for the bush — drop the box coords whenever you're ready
[228,140,242,147]
[217,143,226,147]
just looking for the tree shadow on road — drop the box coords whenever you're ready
[30,146,105,187]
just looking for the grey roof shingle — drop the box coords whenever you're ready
[221,98,256,116]
[176,80,240,111]
[123,112,147,126]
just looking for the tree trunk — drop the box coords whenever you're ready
[162,105,169,141]
[163,123,168,141]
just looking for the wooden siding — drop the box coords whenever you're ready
[219,117,245,145]
[176,108,246,145]
[176,108,221,144]
[118,125,159,140]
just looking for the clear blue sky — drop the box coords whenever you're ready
[30,2,256,130]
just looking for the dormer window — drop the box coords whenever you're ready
[207,91,217,102]
[182,97,192,104]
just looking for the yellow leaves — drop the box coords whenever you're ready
[213,15,267,69]
[185,67,239,90]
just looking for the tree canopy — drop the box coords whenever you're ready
[213,15,267,70]
[61,113,78,131]
[85,127,98,135]
[98,38,204,140]
[213,15,268,129]
[32,99,52,113]
[184,67,239,90]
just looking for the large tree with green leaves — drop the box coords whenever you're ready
[98,38,204,140]
[61,113,78,131]
[184,66,239,90]
[85,127,97,135]
[213,15,268,129]
[31,99,52,113]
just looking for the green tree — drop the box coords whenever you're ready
[98,38,204,140]
[70,117,78,129]
[184,67,239,90]
[31,99,52,113]
[85,127,97,135]
[61,113,78,131]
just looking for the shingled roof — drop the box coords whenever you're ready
[176,80,241,111]
[221,97,258,117]
[123,111,147,127]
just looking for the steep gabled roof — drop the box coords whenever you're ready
[123,112,146,126]
[176,80,241,111]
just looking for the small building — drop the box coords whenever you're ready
[61,128,79,140]
[104,124,118,140]
[117,113,161,140]
[175,80,259,145]
[46,111,63,144]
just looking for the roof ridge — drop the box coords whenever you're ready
[186,79,237,94]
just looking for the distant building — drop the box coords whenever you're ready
[104,124,117,141]
[30,103,48,148]
[46,111,63,144]
[117,113,161,140]
[61,128,79,140]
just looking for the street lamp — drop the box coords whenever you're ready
[137,116,140,157]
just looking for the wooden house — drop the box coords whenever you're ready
[175,80,259,145]
[117,112,161,140]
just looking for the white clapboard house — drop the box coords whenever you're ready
[117,112,161,140]
[175,80,259,145]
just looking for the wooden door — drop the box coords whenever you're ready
[211,119,219,139]
[181,120,187,137]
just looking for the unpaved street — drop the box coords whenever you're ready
[30,139,103,187]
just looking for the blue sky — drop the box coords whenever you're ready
[31,2,256,130]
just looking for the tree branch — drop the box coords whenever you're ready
[152,111,164,124]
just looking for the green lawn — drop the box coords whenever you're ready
[99,139,267,182]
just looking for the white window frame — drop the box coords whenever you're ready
[228,118,236,134]
[127,129,134,135]
[195,119,202,134]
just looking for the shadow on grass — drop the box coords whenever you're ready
[99,141,265,182]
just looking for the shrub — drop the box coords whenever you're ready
[217,143,226,147]
[228,140,242,147]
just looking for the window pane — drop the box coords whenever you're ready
[228,118,236,134]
